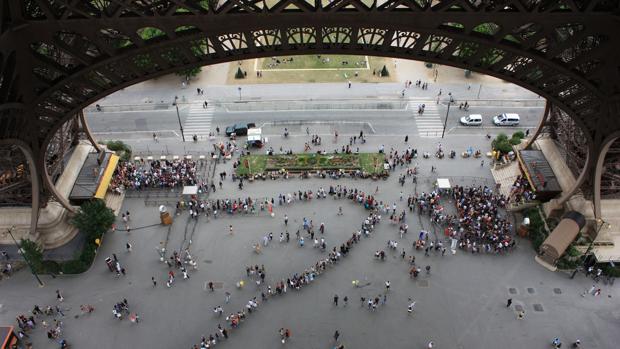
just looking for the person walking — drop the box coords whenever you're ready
[343,296,348,306]
[582,284,596,297]
[284,215,288,226]
[126,242,132,252]
[427,341,435,348]
[56,290,64,302]
[229,225,233,235]
[208,281,214,292]
[405,135,408,143]
[333,294,339,306]
[506,298,512,307]
[407,298,416,314]
[151,277,157,287]
[334,330,340,342]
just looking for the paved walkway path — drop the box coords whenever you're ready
[183,101,214,139]
[412,101,444,138]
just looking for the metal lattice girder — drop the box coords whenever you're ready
[0,144,32,207]
[0,0,619,213]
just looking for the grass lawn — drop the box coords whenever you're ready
[260,55,368,70]
[236,153,386,176]
[227,56,397,84]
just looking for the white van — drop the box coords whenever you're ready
[460,114,482,126]
[493,113,520,126]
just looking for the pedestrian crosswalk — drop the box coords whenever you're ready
[183,101,214,139]
[412,101,444,138]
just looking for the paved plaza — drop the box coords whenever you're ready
[1,131,619,349]
[1,69,618,349]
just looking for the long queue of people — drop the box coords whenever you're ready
[176,184,385,221]
[110,158,200,192]
[190,187,380,348]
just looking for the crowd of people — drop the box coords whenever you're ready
[13,297,99,348]
[450,185,515,254]
[111,158,200,192]
[509,175,536,204]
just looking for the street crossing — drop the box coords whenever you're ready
[183,101,214,140]
[412,101,444,138]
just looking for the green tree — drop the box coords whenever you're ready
[20,239,43,271]
[176,67,202,80]
[71,199,115,241]
[492,133,513,154]
[106,140,132,162]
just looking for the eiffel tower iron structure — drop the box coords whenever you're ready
[0,0,619,232]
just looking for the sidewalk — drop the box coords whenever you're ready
[95,80,539,108]
[394,59,505,85]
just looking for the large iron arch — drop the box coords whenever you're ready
[1,0,619,218]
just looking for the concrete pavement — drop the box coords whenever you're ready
[1,128,618,349]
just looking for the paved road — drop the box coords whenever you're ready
[86,99,544,145]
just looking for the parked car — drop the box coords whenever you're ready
[460,114,482,126]
[493,113,520,126]
[225,123,256,136]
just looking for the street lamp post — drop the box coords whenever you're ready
[441,101,451,138]
[238,87,242,101]
[6,227,44,287]
[174,96,185,142]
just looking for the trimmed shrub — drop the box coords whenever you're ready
[106,140,132,162]
[509,137,522,145]
[525,208,548,252]
[603,265,620,277]
[61,260,87,274]
[235,67,245,79]
[41,260,61,274]
[380,65,389,77]
[512,131,525,139]
[557,257,579,270]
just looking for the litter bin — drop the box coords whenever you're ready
[160,205,172,225]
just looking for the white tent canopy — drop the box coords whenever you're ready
[436,178,451,189]
[182,185,198,196]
